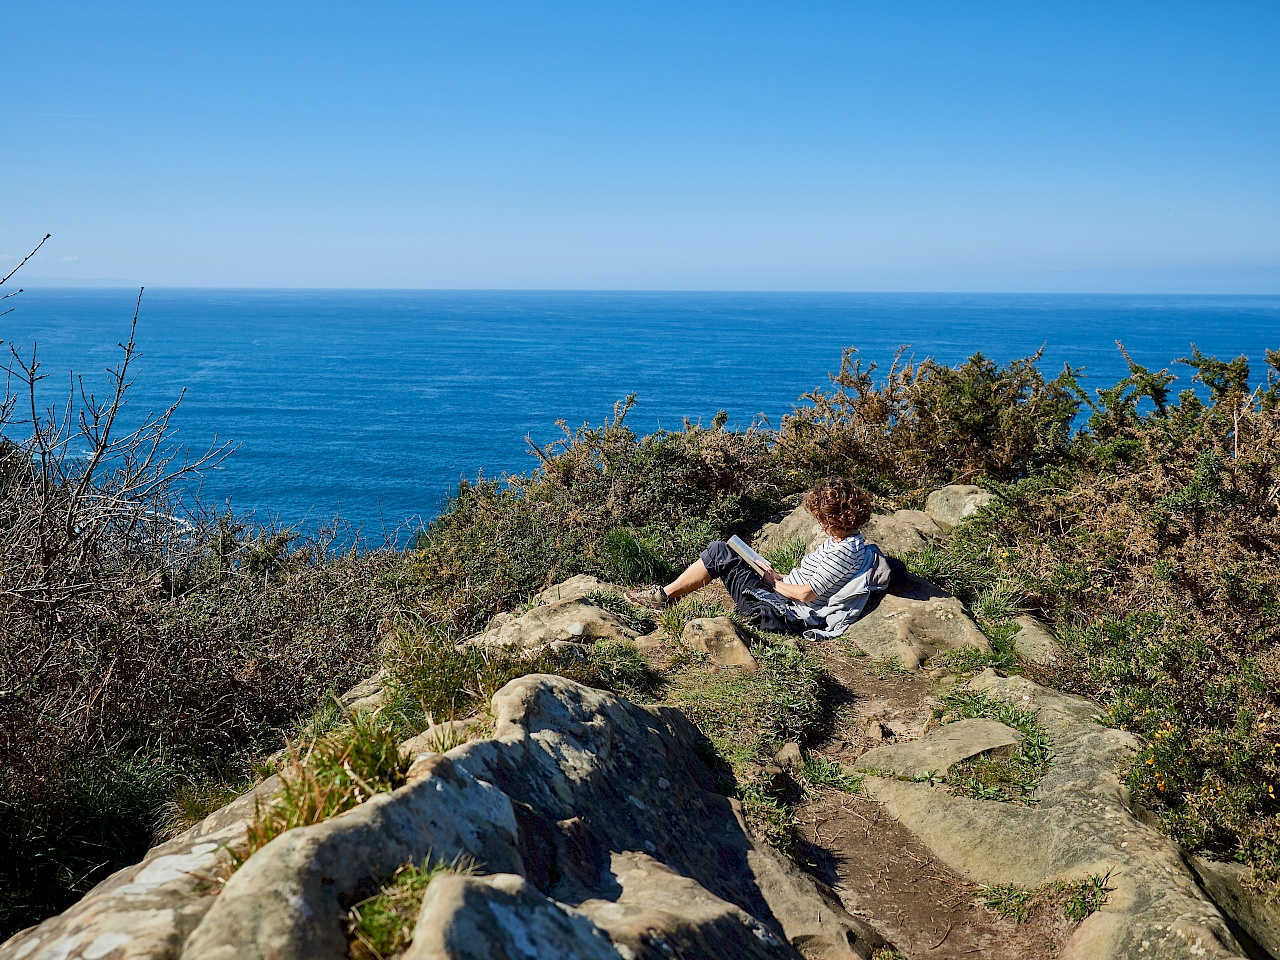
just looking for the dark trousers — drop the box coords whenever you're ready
[700,540,803,634]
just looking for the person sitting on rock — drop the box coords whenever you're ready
[626,477,892,639]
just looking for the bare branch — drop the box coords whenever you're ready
[0,233,50,287]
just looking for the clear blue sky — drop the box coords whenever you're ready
[3,2,1277,291]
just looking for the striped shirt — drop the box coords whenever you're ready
[783,534,871,601]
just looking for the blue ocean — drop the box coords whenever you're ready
[5,290,1279,539]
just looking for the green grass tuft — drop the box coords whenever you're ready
[659,593,743,640]
[346,855,477,960]
[978,871,1113,925]
[803,757,862,793]
[582,589,657,634]
[762,537,807,576]
[598,527,669,584]
[941,686,1052,803]
[980,882,1035,922]
[239,711,411,863]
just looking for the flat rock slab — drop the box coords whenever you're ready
[853,718,1022,779]
[475,597,638,649]
[682,617,758,672]
[534,574,616,605]
[860,670,1249,959]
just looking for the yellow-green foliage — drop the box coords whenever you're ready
[658,594,743,640]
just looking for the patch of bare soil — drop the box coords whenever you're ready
[796,643,1072,959]
[794,790,1068,959]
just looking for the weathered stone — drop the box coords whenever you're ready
[754,505,827,555]
[172,676,881,960]
[634,630,664,653]
[1012,615,1061,665]
[578,853,799,960]
[182,755,525,960]
[841,592,991,670]
[860,510,942,558]
[406,872,624,960]
[757,504,942,560]
[866,721,887,742]
[853,718,1021,779]
[0,775,280,960]
[474,597,638,650]
[340,668,388,712]
[859,669,1248,959]
[775,741,804,774]
[1189,857,1280,959]
[534,574,616,606]
[682,617,758,673]
[923,484,995,532]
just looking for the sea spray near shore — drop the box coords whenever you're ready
[7,289,1280,535]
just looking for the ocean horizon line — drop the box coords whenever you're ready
[16,285,1280,298]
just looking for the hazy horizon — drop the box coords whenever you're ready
[5,2,1278,292]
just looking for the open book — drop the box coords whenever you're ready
[728,535,774,579]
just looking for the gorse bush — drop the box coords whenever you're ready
[774,347,1082,497]
[413,398,779,632]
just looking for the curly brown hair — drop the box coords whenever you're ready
[803,477,873,537]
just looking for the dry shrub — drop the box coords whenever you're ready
[0,298,427,934]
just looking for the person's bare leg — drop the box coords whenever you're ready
[664,558,712,601]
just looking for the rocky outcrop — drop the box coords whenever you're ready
[858,510,942,557]
[923,484,995,531]
[756,503,944,559]
[533,574,616,605]
[754,505,826,555]
[1012,615,1061,665]
[755,500,952,560]
[1190,857,1280,958]
[475,597,637,650]
[841,586,991,669]
[5,676,882,960]
[860,669,1249,959]
[0,778,276,960]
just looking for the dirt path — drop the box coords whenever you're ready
[794,643,1072,959]
[686,582,1075,957]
